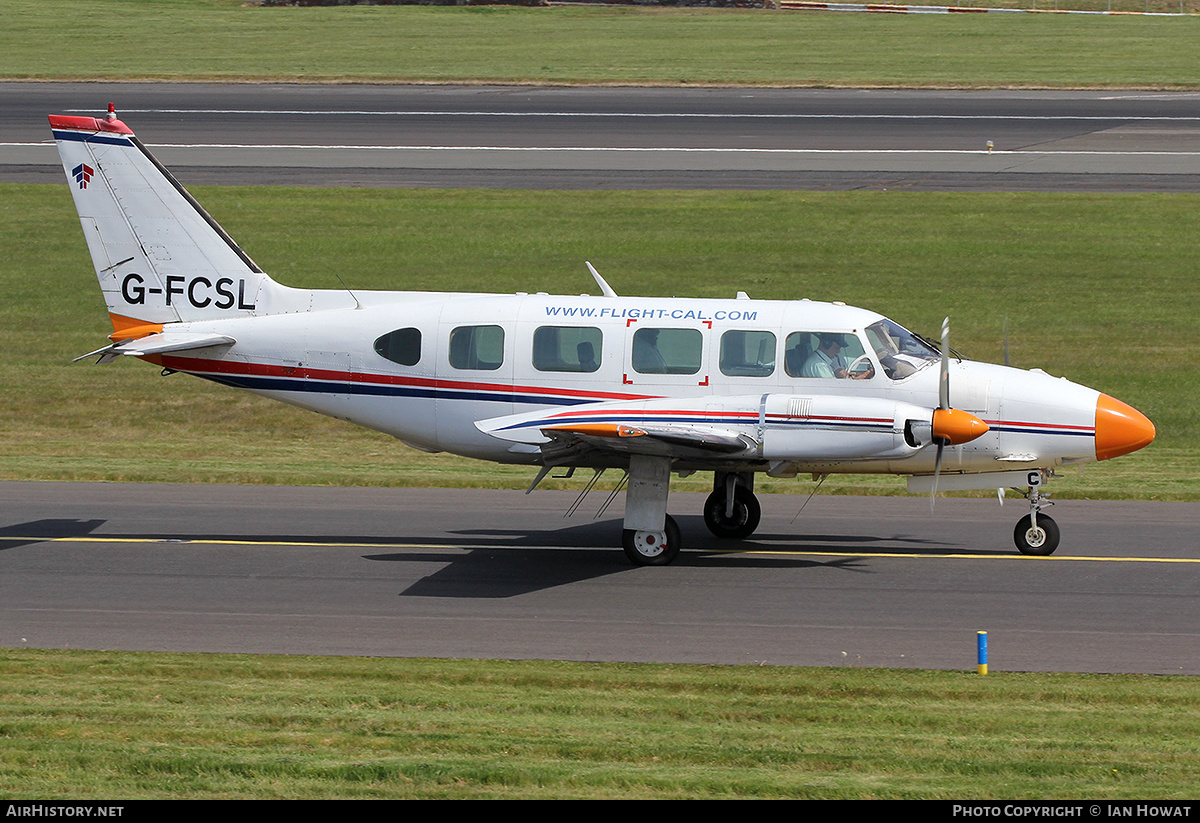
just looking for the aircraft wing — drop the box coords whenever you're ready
[75,332,236,364]
[476,397,758,462]
[479,392,971,470]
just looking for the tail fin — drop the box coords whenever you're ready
[50,105,286,328]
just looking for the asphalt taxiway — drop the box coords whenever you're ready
[3,481,1197,674]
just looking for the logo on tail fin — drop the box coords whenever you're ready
[72,163,94,189]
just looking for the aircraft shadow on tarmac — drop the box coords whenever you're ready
[0,519,107,551]
[0,516,992,600]
[377,547,881,599]
[364,516,972,599]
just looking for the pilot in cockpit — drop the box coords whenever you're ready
[802,333,873,380]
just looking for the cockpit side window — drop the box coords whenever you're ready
[785,331,874,380]
[866,319,939,380]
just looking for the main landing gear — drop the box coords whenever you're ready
[622,514,681,566]
[703,472,761,540]
[621,463,763,566]
[621,454,681,566]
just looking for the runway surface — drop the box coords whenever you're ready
[3,481,1198,674]
[5,82,1200,191]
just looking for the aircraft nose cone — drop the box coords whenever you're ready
[1095,393,1156,461]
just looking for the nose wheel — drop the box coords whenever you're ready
[1013,475,1059,555]
[1014,513,1060,556]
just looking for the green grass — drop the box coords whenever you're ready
[2,648,1200,799]
[0,184,1191,499]
[4,0,1197,803]
[2,0,1200,88]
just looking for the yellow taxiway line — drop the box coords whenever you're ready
[2,535,1196,563]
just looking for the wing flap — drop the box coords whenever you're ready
[542,422,752,457]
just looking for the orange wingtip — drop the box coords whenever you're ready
[544,423,647,438]
[108,313,163,341]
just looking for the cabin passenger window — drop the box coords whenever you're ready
[719,330,775,377]
[449,324,504,371]
[784,331,874,380]
[632,327,702,375]
[373,327,421,366]
[533,326,602,373]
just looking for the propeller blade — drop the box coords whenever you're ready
[932,317,951,512]
[930,441,944,512]
[939,316,950,410]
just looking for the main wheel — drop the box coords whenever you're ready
[703,486,761,539]
[622,514,681,566]
[1014,513,1060,556]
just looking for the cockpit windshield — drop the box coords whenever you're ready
[865,318,941,381]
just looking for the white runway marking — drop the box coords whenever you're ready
[11,142,1200,158]
[68,108,1200,122]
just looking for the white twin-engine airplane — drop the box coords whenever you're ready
[51,107,1156,566]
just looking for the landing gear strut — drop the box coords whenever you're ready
[621,454,681,566]
[703,472,761,539]
[1013,474,1059,556]
[618,463,763,565]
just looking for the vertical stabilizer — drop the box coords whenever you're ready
[50,106,285,327]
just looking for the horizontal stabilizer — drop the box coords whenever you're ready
[74,332,235,364]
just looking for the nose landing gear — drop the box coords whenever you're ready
[1013,474,1059,556]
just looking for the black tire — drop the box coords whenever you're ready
[703,486,762,539]
[622,514,682,566]
[1014,513,1060,556]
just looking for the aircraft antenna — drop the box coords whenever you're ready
[334,271,363,310]
[790,473,827,524]
[586,262,618,298]
[594,472,628,519]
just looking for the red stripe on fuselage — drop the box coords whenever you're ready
[155,354,655,403]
